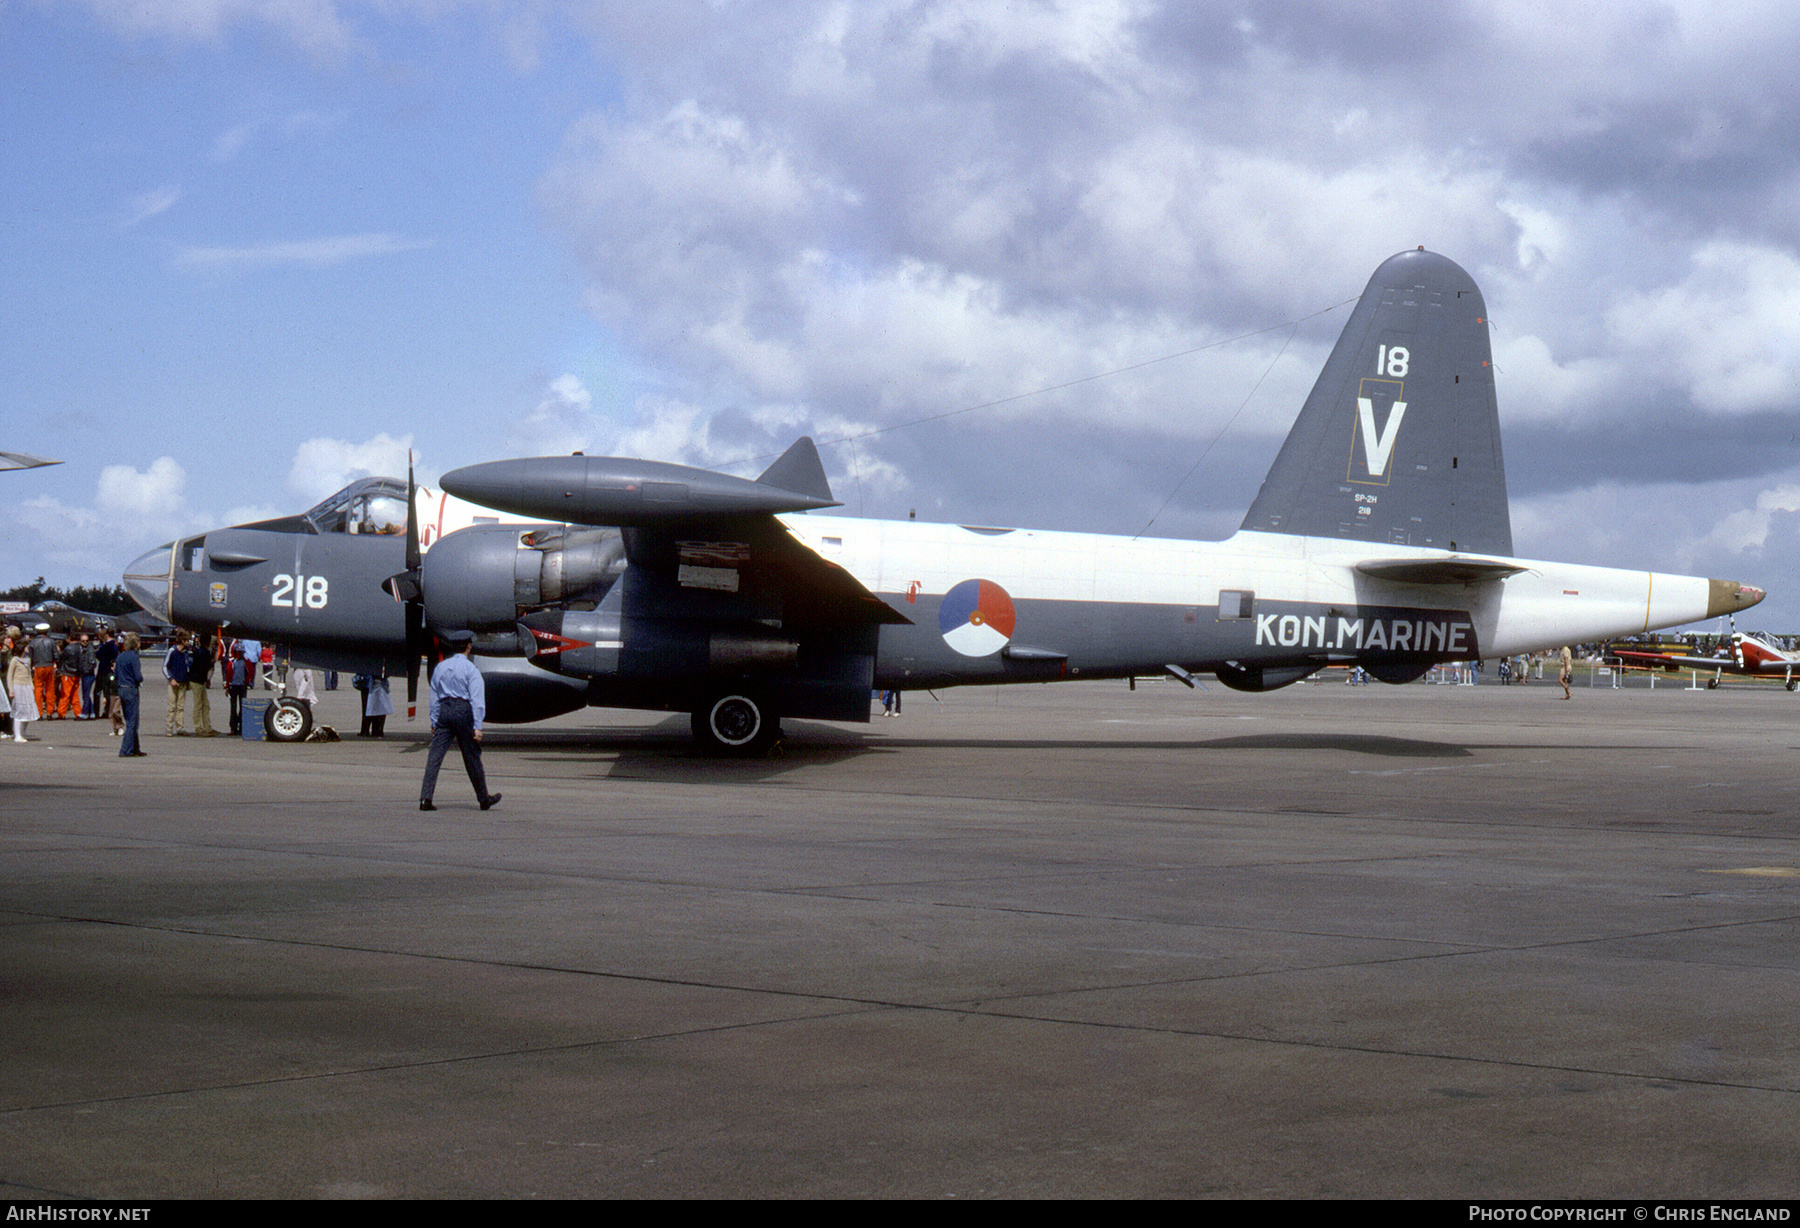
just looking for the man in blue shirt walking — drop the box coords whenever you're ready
[419,631,500,812]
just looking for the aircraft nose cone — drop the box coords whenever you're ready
[122,542,175,623]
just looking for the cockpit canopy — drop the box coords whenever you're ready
[234,477,410,536]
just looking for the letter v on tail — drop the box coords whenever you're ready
[1356,396,1407,478]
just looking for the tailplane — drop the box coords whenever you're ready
[1240,248,1512,556]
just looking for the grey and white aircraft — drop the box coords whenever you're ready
[122,249,1765,750]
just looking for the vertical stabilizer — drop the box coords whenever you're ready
[756,436,834,503]
[1240,249,1512,555]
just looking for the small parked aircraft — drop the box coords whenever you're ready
[1613,629,1800,689]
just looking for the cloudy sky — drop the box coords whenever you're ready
[6,0,1800,631]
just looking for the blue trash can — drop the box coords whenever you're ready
[241,698,271,741]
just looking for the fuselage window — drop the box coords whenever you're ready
[1218,589,1255,620]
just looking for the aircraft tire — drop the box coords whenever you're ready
[265,698,313,743]
[1787,681,1796,692]
[692,692,779,756]
[1706,678,1720,690]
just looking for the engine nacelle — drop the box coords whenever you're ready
[518,609,799,681]
[420,524,624,642]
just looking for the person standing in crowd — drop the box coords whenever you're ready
[55,633,82,718]
[1559,645,1574,700]
[116,633,145,757]
[0,630,14,739]
[187,630,217,736]
[95,628,122,736]
[29,623,55,719]
[237,638,260,691]
[419,631,499,812]
[223,643,250,735]
[290,663,316,710]
[364,669,392,738]
[10,628,42,742]
[164,631,190,735]
[78,633,98,718]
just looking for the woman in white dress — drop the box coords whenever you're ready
[8,636,40,741]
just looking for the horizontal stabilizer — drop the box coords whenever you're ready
[1355,556,1527,585]
[0,451,60,471]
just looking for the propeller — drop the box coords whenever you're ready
[382,453,429,721]
[405,455,425,719]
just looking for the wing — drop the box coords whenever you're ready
[443,437,908,630]
[441,439,909,731]
[1612,650,1736,672]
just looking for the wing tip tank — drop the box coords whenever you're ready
[441,452,839,525]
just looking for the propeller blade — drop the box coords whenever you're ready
[405,452,421,573]
[405,453,423,720]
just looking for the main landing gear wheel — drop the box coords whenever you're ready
[265,697,313,742]
[691,693,780,756]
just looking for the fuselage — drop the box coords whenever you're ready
[131,502,1747,706]
[778,514,1736,688]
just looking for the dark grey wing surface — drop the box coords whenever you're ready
[443,437,907,630]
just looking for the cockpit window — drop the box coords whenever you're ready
[301,477,410,536]
[229,476,411,536]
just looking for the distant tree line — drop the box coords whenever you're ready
[1,577,137,616]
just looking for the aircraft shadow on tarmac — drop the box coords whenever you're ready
[875,731,1477,757]
[395,715,885,782]
[401,722,1483,782]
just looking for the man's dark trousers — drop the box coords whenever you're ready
[420,697,489,804]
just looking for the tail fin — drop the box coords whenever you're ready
[756,436,834,503]
[1240,248,1512,556]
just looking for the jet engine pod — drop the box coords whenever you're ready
[1214,662,1322,692]
[518,609,798,682]
[518,609,623,678]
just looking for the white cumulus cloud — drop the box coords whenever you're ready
[287,433,417,502]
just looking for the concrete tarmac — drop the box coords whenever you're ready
[1,677,1795,1198]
